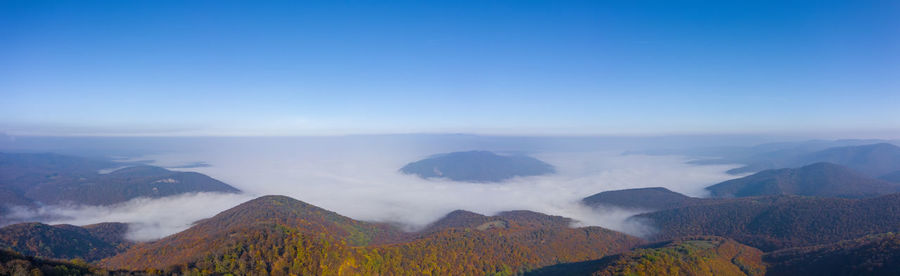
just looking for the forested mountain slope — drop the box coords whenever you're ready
[707,162,900,198]
[637,193,900,251]
[102,195,643,275]
[764,232,900,276]
[526,236,765,276]
[0,222,131,261]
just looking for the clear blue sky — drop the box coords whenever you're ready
[1,0,898,136]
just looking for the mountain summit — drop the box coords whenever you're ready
[400,151,555,182]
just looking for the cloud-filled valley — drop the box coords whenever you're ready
[4,137,742,240]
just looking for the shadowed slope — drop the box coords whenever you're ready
[526,236,765,276]
[707,163,900,198]
[638,193,900,251]
[0,222,131,261]
[765,232,900,276]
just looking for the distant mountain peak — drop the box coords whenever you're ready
[400,150,555,182]
[582,187,698,211]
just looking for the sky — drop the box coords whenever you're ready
[1,0,898,136]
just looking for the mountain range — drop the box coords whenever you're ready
[5,191,900,275]
[100,195,642,275]
[0,152,240,224]
[637,193,900,251]
[706,162,900,198]
[6,141,900,275]
[721,143,900,177]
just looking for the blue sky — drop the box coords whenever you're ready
[1,0,898,136]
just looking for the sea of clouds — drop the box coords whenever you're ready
[6,137,742,240]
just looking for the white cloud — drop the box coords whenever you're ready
[7,193,254,241]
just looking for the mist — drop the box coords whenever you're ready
[2,136,743,240]
[7,193,254,241]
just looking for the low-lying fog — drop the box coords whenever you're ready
[4,136,743,241]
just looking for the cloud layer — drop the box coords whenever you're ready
[7,193,254,241]
[8,137,741,240]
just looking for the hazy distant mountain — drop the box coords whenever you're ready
[629,139,888,169]
[796,143,900,177]
[400,150,555,182]
[765,232,900,276]
[721,143,900,176]
[629,139,883,157]
[0,152,240,208]
[880,170,900,183]
[0,222,130,261]
[637,193,900,251]
[582,187,704,211]
[104,195,642,275]
[706,162,900,198]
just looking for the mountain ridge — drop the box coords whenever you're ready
[102,194,644,275]
[0,152,240,209]
[707,162,900,198]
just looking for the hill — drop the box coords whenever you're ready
[102,195,407,269]
[582,187,703,211]
[764,232,900,276]
[0,222,131,261]
[526,236,765,276]
[420,209,504,232]
[637,193,900,251]
[399,151,555,182]
[421,209,576,234]
[594,236,764,276]
[0,152,240,208]
[102,195,643,275]
[706,163,900,198]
